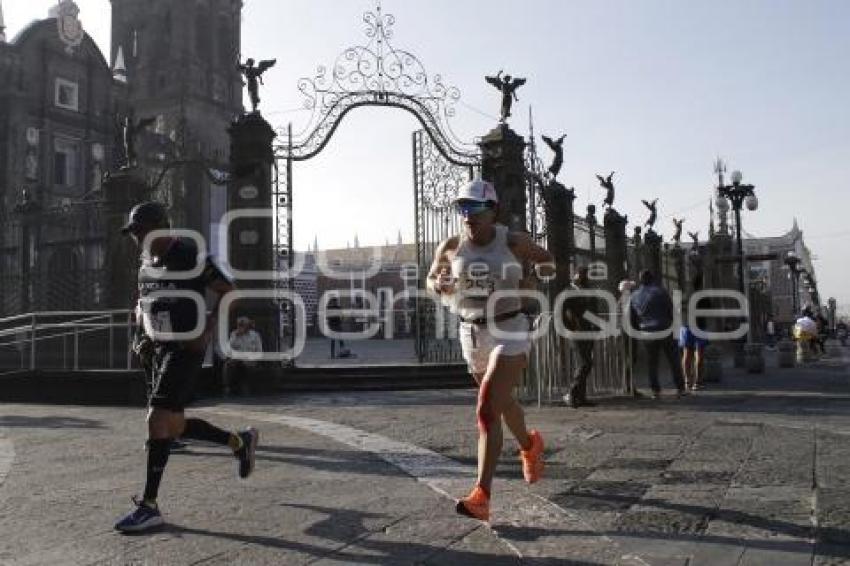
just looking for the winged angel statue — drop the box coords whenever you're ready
[238,58,277,113]
[485,71,526,123]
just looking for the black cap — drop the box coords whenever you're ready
[120,201,169,234]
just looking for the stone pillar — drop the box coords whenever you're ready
[708,232,744,367]
[745,343,765,374]
[228,113,278,354]
[478,124,527,231]
[604,208,627,293]
[102,169,150,309]
[630,226,643,278]
[642,229,662,278]
[672,246,685,293]
[586,205,598,261]
[542,181,575,298]
[778,339,796,368]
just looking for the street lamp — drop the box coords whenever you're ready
[784,251,801,315]
[717,169,757,360]
[717,170,757,297]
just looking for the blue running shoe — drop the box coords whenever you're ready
[114,497,164,533]
[235,427,259,479]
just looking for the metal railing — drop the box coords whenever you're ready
[0,310,134,372]
[521,312,631,406]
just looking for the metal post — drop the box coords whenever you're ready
[108,313,114,369]
[29,313,36,371]
[126,311,133,370]
[735,205,745,297]
[73,326,79,370]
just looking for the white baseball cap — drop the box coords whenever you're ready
[454,179,499,204]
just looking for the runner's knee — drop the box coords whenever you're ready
[476,380,498,434]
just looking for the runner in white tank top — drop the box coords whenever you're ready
[427,179,554,522]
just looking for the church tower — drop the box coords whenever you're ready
[109,0,244,233]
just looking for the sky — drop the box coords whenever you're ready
[5,0,850,306]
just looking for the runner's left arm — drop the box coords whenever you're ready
[509,232,555,279]
[187,256,237,351]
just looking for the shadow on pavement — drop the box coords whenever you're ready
[202,390,476,408]
[0,415,105,429]
[172,443,409,479]
[549,489,850,559]
[164,510,583,565]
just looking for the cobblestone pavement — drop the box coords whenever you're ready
[1,345,849,565]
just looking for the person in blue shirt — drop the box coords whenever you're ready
[629,270,687,399]
[679,275,710,391]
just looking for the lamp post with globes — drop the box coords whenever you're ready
[716,170,759,369]
[715,170,758,298]
[784,251,802,316]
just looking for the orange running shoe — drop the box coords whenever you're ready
[455,485,490,522]
[520,429,544,484]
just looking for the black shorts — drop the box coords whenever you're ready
[146,345,204,411]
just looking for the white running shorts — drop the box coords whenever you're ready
[459,313,532,375]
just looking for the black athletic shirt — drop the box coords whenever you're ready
[137,238,232,338]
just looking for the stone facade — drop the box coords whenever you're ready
[0,0,243,315]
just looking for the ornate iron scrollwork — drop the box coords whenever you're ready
[281,4,478,166]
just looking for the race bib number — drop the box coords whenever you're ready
[462,263,495,297]
[140,298,174,336]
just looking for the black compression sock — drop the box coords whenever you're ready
[182,418,232,446]
[143,438,172,503]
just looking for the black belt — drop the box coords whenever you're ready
[461,310,523,326]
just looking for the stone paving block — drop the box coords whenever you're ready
[814,542,850,565]
[311,508,497,565]
[552,480,650,512]
[817,463,850,489]
[637,483,726,511]
[685,541,748,566]
[659,469,735,484]
[666,458,742,474]
[600,457,674,470]
[615,509,710,535]
[733,453,814,487]
[426,526,522,565]
[816,488,850,545]
[585,467,669,484]
[738,546,815,566]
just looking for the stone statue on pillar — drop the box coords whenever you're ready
[485,70,526,123]
[238,57,277,113]
[541,134,566,179]
[478,120,527,230]
[597,171,615,209]
[672,217,684,246]
[642,198,658,230]
[540,177,576,298]
[688,231,700,248]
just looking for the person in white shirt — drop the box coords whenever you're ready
[223,317,263,396]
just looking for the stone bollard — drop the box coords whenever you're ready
[703,345,723,382]
[777,340,796,368]
[796,340,817,364]
[733,343,746,368]
[745,343,765,374]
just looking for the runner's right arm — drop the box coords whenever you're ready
[426,236,459,295]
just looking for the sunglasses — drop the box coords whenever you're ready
[455,200,494,217]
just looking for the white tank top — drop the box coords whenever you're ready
[450,225,523,320]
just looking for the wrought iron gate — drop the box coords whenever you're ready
[271,4,482,365]
[412,130,478,363]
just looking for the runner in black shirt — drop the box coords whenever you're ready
[114,201,259,533]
